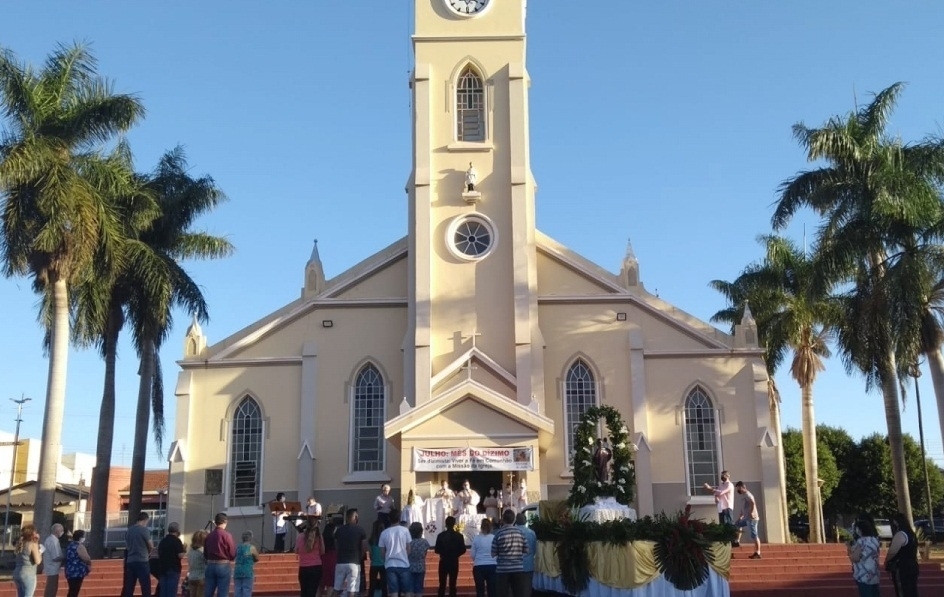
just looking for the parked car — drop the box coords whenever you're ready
[914,519,944,543]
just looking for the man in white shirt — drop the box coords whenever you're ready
[43,523,65,597]
[273,492,289,552]
[374,484,395,525]
[457,480,480,516]
[378,522,413,597]
[703,471,736,545]
[306,496,323,517]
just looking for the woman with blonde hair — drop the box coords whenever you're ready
[12,524,42,597]
[188,530,209,597]
[297,516,325,597]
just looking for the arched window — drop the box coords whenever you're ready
[456,67,485,142]
[684,386,720,494]
[352,364,386,472]
[228,397,263,508]
[564,359,597,467]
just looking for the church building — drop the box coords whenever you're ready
[168,0,787,543]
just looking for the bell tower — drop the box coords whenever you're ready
[406,0,542,408]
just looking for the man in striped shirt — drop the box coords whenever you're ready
[491,509,530,597]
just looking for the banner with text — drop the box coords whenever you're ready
[413,447,533,471]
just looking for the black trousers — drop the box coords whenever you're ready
[369,565,388,597]
[495,571,531,597]
[66,577,85,597]
[299,565,323,597]
[274,532,286,553]
[438,559,459,597]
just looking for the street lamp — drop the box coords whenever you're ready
[2,396,31,559]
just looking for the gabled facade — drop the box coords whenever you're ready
[169,0,786,543]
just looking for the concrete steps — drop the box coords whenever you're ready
[3,544,943,596]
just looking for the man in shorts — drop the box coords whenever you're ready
[734,481,761,559]
[333,508,368,597]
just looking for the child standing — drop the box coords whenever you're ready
[233,530,260,597]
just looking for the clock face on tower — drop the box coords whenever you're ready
[444,0,491,17]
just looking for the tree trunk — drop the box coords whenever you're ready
[927,348,944,456]
[32,276,70,535]
[769,383,790,543]
[881,350,914,524]
[88,303,123,559]
[800,381,823,543]
[127,340,155,522]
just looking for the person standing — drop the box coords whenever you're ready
[434,516,467,597]
[157,522,186,597]
[491,510,529,597]
[514,482,527,512]
[368,521,388,597]
[307,496,324,518]
[436,481,456,518]
[204,512,237,597]
[734,481,761,559]
[273,492,290,553]
[457,481,480,517]
[885,513,919,597]
[703,471,736,546]
[333,508,368,597]
[514,513,536,597]
[12,524,42,597]
[121,512,155,597]
[401,490,425,527]
[63,530,91,597]
[375,485,395,525]
[470,519,497,597]
[847,514,881,597]
[42,523,65,597]
[187,531,208,597]
[406,523,430,597]
[233,531,260,597]
[378,519,412,597]
[320,518,340,597]
[482,490,500,523]
[297,519,325,597]
[499,484,515,515]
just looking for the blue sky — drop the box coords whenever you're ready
[2,1,944,472]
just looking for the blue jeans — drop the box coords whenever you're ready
[204,563,232,597]
[160,570,181,597]
[411,571,426,595]
[234,577,254,597]
[122,561,152,597]
[13,571,37,597]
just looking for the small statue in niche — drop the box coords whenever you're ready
[465,162,478,192]
[592,438,612,483]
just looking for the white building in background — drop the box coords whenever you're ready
[0,431,95,491]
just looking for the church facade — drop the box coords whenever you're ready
[168,0,787,543]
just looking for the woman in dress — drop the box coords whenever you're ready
[63,530,92,597]
[847,514,880,597]
[482,488,500,522]
[319,517,339,597]
[885,513,919,597]
[233,530,260,597]
[470,519,496,597]
[297,517,325,597]
[12,524,41,597]
[407,522,431,597]
[187,530,208,597]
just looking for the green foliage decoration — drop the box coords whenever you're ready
[567,405,636,507]
[530,507,736,593]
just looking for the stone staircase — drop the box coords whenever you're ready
[2,544,943,596]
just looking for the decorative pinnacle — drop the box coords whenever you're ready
[741,300,755,325]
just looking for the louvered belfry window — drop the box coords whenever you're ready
[457,68,485,142]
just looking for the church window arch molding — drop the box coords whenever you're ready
[561,356,602,468]
[680,383,723,496]
[349,360,389,473]
[453,60,488,142]
[225,394,266,509]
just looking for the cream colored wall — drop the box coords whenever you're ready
[536,253,617,296]
[333,256,409,300]
[415,1,525,38]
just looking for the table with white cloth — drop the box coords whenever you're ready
[458,513,486,546]
[578,497,638,523]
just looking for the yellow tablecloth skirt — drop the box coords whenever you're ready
[535,540,731,590]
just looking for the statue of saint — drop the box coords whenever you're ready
[592,438,612,483]
[465,162,478,192]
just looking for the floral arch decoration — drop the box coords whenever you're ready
[567,404,636,507]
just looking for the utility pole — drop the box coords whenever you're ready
[2,395,31,559]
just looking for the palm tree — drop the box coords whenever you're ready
[712,235,836,543]
[124,147,232,522]
[773,82,944,523]
[0,44,145,534]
